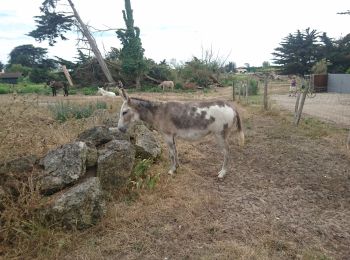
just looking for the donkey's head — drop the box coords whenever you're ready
[117,89,140,133]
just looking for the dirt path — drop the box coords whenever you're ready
[272,93,350,127]
[63,92,350,260]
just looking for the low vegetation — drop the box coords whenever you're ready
[48,100,107,122]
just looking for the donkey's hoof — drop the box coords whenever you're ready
[168,169,175,175]
[218,170,227,179]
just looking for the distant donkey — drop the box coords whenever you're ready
[48,81,68,96]
[159,80,174,91]
[117,88,244,179]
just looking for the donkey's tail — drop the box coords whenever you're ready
[236,110,245,147]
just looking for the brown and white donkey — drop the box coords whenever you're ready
[117,89,244,179]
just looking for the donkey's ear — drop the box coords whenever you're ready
[120,88,129,102]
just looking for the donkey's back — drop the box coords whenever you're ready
[159,100,242,142]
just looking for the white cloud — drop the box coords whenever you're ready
[0,0,349,67]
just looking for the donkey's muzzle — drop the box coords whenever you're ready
[118,126,127,133]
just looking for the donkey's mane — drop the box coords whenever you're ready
[130,97,161,115]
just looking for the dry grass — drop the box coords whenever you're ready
[0,94,123,259]
[1,90,349,259]
[0,94,122,161]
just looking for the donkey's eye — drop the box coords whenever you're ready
[122,110,128,116]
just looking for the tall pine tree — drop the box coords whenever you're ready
[116,0,145,88]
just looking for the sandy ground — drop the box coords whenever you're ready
[271,93,350,127]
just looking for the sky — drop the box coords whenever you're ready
[0,0,349,67]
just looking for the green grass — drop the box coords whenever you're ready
[0,83,100,96]
[0,83,51,95]
[81,86,98,95]
[0,85,11,94]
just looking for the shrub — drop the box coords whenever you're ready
[68,88,77,95]
[174,82,183,90]
[81,86,98,95]
[235,78,259,96]
[248,79,259,95]
[0,85,11,94]
[17,84,49,95]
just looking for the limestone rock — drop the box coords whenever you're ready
[97,140,135,190]
[39,142,87,194]
[42,177,105,229]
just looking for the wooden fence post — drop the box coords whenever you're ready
[263,76,268,110]
[294,91,301,119]
[238,82,241,101]
[294,84,309,126]
[245,80,249,103]
[347,130,350,150]
[232,81,235,101]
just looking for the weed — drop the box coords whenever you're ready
[129,159,160,190]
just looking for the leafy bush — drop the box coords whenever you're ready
[29,68,51,83]
[6,64,32,77]
[49,101,107,122]
[67,88,77,95]
[0,85,11,94]
[248,79,259,95]
[174,82,183,90]
[81,86,98,95]
[130,159,160,190]
[235,78,259,96]
[17,84,50,95]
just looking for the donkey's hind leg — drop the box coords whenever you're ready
[216,134,229,179]
[164,134,178,175]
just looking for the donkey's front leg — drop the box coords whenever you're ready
[164,134,178,175]
[216,134,229,179]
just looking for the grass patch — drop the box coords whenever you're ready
[49,101,107,122]
[0,83,51,95]
[127,85,199,94]
[298,116,342,139]
[0,85,11,94]
[17,84,51,95]
[81,86,98,95]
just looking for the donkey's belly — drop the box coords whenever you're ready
[176,129,211,141]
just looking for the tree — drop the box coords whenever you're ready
[29,0,118,86]
[311,58,328,74]
[224,62,236,73]
[8,44,49,68]
[6,64,32,77]
[28,2,75,46]
[0,61,4,71]
[145,59,172,82]
[116,0,145,88]
[272,28,321,75]
[318,32,350,73]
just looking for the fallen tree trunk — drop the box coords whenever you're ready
[67,0,119,91]
[144,74,162,84]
